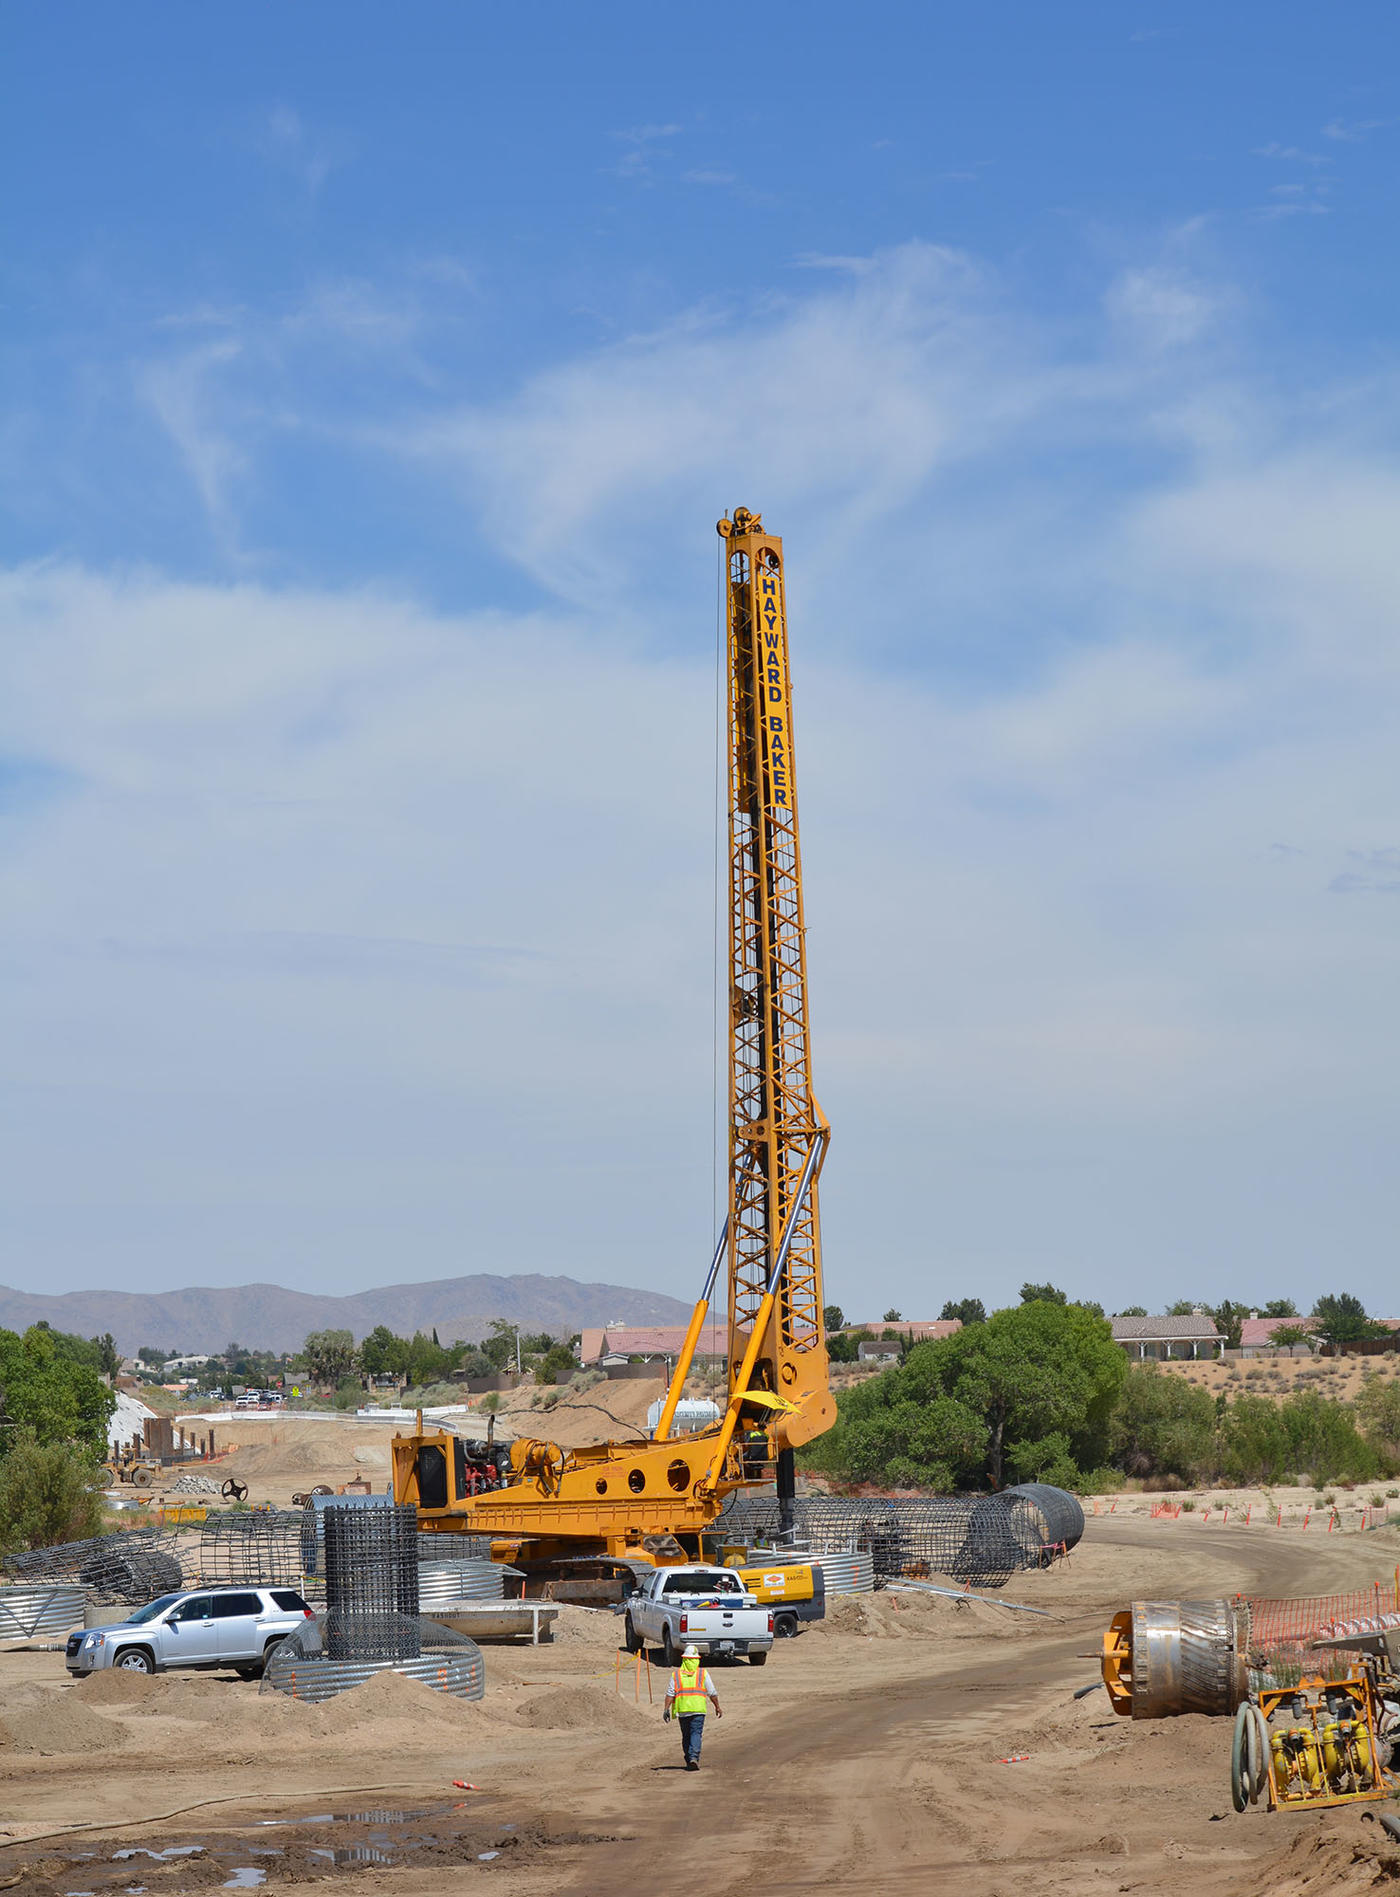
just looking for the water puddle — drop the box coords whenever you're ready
[114,1849,204,1862]
[2,1799,611,1895]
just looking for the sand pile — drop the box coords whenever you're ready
[810,1588,1031,1640]
[511,1680,654,1732]
[287,1665,512,1742]
[0,1694,130,1755]
[493,1379,663,1451]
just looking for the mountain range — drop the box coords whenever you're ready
[0,1273,693,1358]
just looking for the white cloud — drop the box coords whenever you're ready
[7,240,1400,1315]
[1104,267,1223,348]
[251,103,342,199]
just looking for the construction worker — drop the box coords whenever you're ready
[663,1642,722,1770]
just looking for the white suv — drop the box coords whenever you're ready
[66,1586,312,1681]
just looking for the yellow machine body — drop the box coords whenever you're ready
[393,508,834,1566]
[1256,1671,1390,1812]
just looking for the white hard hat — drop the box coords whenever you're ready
[683,1644,699,1657]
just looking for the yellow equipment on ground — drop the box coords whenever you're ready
[1232,1667,1393,1814]
[393,509,835,1578]
[719,1554,825,1635]
[100,1447,162,1489]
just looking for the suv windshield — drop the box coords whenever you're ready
[126,1593,183,1625]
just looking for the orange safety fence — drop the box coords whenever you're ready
[1242,1572,1400,1654]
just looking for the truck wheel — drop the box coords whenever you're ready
[774,1612,798,1639]
[116,1648,155,1673]
[100,1464,118,1487]
[749,1651,768,1667]
[131,1464,154,1488]
[662,1628,677,1667]
[623,1616,642,1655]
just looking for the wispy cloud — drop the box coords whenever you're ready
[1323,117,1390,143]
[251,104,343,200]
[682,168,737,187]
[1253,142,1331,165]
[137,339,247,551]
[608,122,683,181]
[1105,267,1224,348]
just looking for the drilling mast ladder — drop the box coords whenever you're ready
[392,507,833,1567]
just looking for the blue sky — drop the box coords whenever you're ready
[3,5,1399,1318]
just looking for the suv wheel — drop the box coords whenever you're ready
[116,1647,155,1673]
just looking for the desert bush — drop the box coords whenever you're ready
[0,1432,107,1554]
[1108,1365,1216,1484]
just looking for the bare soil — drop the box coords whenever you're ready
[4,1517,1400,1895]
[163,1383,666,1510]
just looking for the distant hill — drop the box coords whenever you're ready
[0,1274,694,1357]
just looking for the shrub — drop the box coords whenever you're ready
[0,1433,107,1554]
[1108,1366,1216,1484]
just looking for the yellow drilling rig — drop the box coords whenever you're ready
[391,508,835,1580]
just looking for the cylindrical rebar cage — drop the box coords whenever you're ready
[714,1487,1084,1588]
[324,1502,420,1661]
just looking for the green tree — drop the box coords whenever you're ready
[1109,1365,1217,1483]
[1166,1300,1200,1317]
[822,1304,846,1334]
[482,1319,522,1372]
[0,1432,107,1554]
[1216,1390,1379,1486]
[1356,1378,1400,1459]
[0,1326,115,1459]
[538,1343,577,1386]
[1267,1324,1312,1348]
[811,1302,1125,1491]
[1262,1299,1298,1319]
[1311,1292,1385,1349]
[940,1299,986,1326]
[882,1308,903,1323]
[1116,1306,1148,1318]
[1019,1283,1068,1306]
[298,1329,358,1386]
[29,1322,119,1379]
[1210,1301,1248,1351]
[359,1325,409,1379]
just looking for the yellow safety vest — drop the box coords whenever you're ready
[671,1660,710,1715]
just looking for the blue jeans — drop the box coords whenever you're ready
[678,1713,705,1764]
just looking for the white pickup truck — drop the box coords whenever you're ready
[622,1564,774,1666]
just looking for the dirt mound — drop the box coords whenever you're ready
[289,1665,503,1741]
[511,1680,653,1732]
[1244,1817,1400,1893]
[812,1588,1036,1640]
[74,1668,165,1704]
[0,1696,129,1755]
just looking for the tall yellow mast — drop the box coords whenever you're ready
[719,508,834,1466]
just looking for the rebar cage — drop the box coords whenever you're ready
[714,1484,1085,1588]
[3,1529,183,1604]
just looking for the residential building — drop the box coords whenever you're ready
[1110,1314,1223,1361]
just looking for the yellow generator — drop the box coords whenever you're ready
[717,1549,825,1638]
[1231,1668,1394,1814]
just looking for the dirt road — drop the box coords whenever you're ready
[3,1516,1398,1896]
